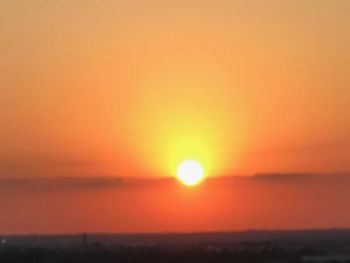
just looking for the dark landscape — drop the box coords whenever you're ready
[2,230,350,262]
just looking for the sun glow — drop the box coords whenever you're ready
[176,160,205,186]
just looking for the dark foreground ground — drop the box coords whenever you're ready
[1,230,350,262]
[0,245,310,263]
[2,245,350,263]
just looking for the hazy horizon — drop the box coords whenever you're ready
[1,172,350,234]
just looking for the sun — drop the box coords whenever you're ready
[176,160,205,186]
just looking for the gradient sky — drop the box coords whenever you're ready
[1,0,350,234]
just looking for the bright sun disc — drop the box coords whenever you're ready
[177,160,205,186]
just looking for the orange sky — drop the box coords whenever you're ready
[1,174,350,234]
[0,0,350,233]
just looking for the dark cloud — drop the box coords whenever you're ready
[249,173,311,182]
[0,176,173,190]
[0,176,124,190]
[1,173,349,191]
[0,155,103,178]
